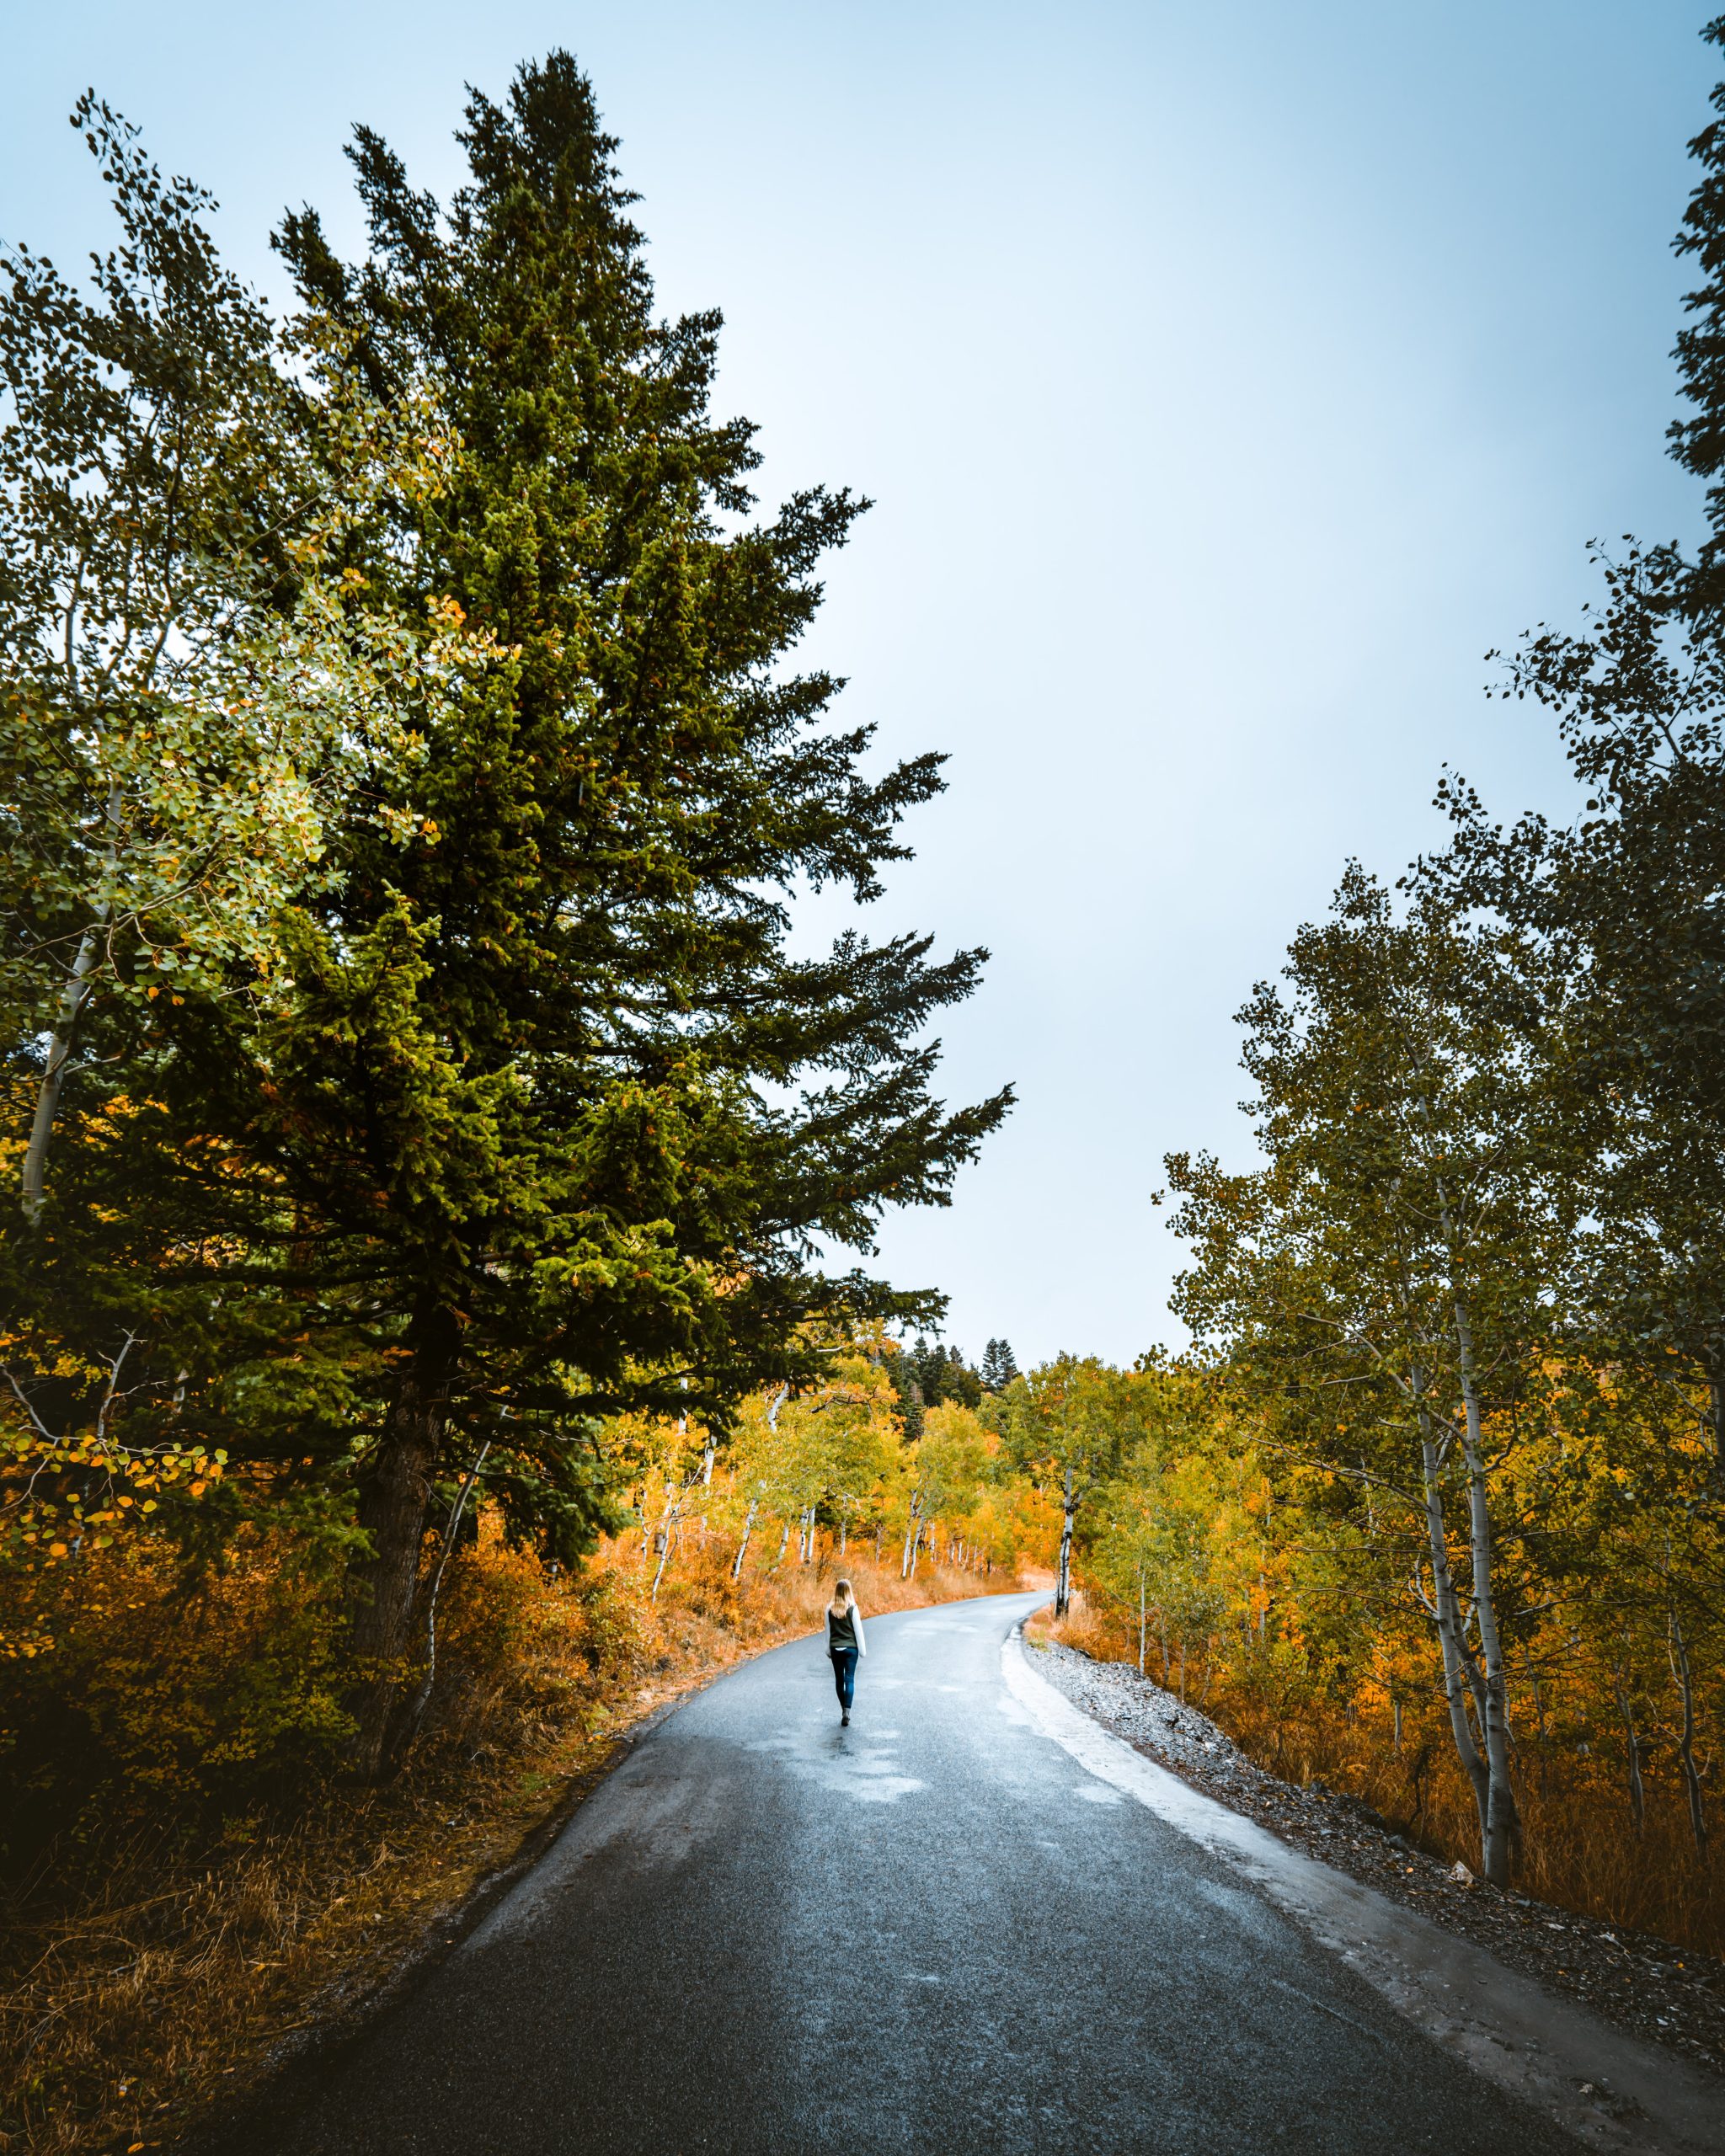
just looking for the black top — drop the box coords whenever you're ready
[827,1606,858,1653]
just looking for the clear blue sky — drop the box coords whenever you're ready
[3,3,1716,1366]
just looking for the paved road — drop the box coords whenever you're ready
[251,1592,1578,2154]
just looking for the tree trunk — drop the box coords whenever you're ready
[1055,1466,1075,1618]
[731,1498,757,1582]
[1451,1295,1518,1886]
[1704,1346,1725,1478]
[1669,1610,1709,1859]
[21,921,101,1225]
[772,1516,792,1570]
[22,774,124,1225]
[1419,1429,1493,1851]
[343,1305,459,1779]
[389,1441,489,1764]
[649,1480,686,1598]
[1614,1657,1646,1836]
[1137,1563,1146,1676]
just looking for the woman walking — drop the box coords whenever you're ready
[825,1577,867,1726]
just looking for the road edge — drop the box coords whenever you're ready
[1002,1622,1725,2156]
[175,1669,731,2154]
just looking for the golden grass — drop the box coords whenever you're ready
[1033,1598,1723,1958]
[1,1529,993,2156]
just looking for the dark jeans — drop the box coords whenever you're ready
[830,1647,858,1711]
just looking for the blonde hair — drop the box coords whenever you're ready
[831,1577,855,1610]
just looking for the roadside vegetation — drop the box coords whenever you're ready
[0,54,1024,2156]
[2,1501,1001,2156]
[9,17,1725,2154]
[3,1324,1048,2153]
[1026,1351,1722,1961]
[1007,20,1725,1972]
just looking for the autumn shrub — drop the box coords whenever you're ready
[1049,1588,1724,1957]
[0,1512,995,2156]
[1,1530,352,1884]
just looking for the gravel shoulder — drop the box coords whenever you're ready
[1028,1636,1725,2078]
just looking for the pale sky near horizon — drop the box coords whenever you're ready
[3,3,1717,1368]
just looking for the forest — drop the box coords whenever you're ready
[3,26,1725,2156]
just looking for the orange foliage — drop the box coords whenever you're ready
[0,1505,1005,2156]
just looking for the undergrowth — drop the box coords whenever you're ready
[1034,1598,1724,1960]
[0,1525,985,2156]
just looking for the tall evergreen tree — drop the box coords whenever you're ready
[980,1337,1019,1391]
[1671,11,1725,589]
[221,56,1008,1771]
[942,1342,983,1410]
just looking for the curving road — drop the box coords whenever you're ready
[248,1592,1578,2155]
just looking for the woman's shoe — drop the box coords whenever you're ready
[841,1712,850,1726]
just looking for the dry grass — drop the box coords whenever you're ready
[1,1529,991,2156]
[1035,1598,1724,1958]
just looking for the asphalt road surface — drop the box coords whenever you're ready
[247,1591,1579,2155]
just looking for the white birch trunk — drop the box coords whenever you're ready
[1614,1657,1645,1836]
[1137,1563,1146,1676]
[1669,1610,1709,1858]
[23,777,126,1224]
[731,1498,757,1582]
[21,921,101,1225]
[1055,1465,1075,1618]
[1419,1428,1493,1841]
[1450,1291,1517,1886]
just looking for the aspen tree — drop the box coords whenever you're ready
[1167,871,1568,1885]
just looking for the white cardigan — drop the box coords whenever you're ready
[825,1603,867,1655]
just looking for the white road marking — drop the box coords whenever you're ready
[1001,1624,1725,2156]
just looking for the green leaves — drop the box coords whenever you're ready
[3,57,1009,1777]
